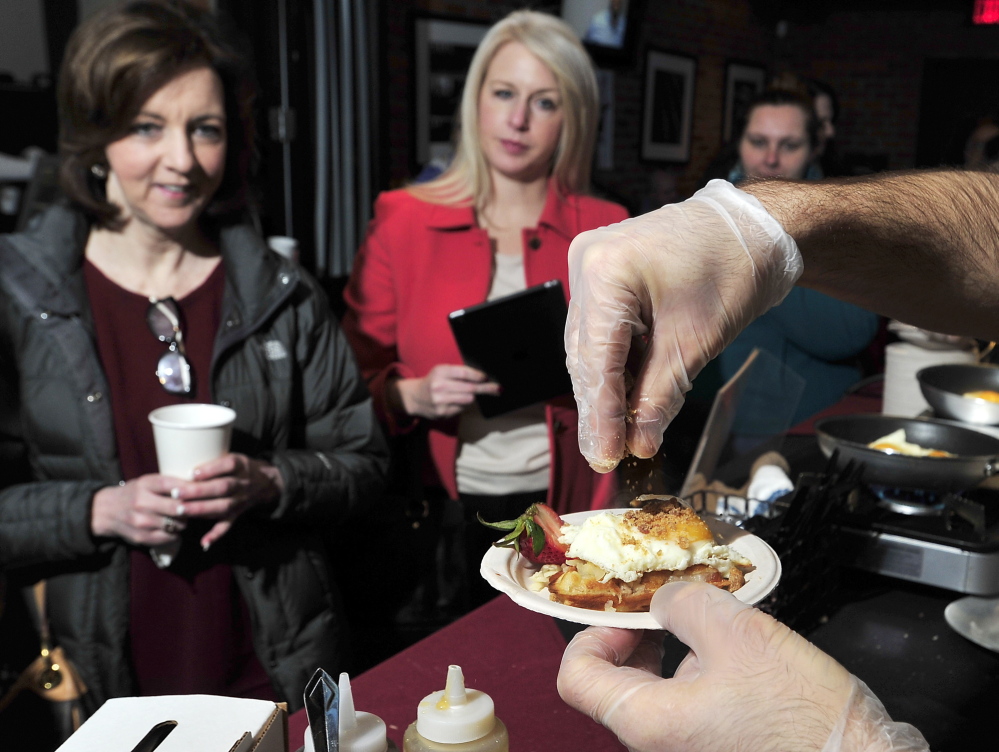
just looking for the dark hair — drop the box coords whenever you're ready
[807,78,839,124]
[739,88,820,150]
[57,0,257,227]
[985,134,999,164]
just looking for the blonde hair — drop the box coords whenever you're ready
[409,10,598,210]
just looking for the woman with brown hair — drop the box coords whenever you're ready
[0,0,387,718]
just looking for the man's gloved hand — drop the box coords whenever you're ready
[556,582,929,752]
[564,179,803,472]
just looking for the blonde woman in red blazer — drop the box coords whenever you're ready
[342,10,628,608]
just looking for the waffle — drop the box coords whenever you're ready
[540,497,748,612]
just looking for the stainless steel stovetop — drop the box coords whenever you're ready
[839,484,999,595]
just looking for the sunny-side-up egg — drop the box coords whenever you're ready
[556,511,749,584]
[867,428,955,458]
[963,390,999,404]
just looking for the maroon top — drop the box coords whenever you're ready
[84,259,275,700]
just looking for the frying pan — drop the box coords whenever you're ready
[814,414,999,492]
[917,363,999,425]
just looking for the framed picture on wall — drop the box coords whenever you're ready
[641,49,696,163]
[559,0,644,67]
[413,16,490,170]
[723,61,767,143]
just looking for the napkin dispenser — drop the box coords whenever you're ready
[55,695,288,752]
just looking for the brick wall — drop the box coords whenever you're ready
[623,0,772,204]
[781,8,999,173]
[379,1,999,211]
[382,0,524,189]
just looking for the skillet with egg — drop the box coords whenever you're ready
[815,414,999,492]
[917,363,999,425]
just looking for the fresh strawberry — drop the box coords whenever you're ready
[478,503,568,565]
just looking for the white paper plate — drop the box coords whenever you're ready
[479,508,782,629]
[944,595,999,652]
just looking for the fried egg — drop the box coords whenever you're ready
[556,506,750,583]
[963,390,999,404]
[868,428,955,458]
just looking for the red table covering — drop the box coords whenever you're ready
[289,596,625,750]
[787,391,882,435]
[290,390,886,750]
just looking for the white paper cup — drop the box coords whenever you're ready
[148,404,236,480]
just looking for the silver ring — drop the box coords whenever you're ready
[163,516,180,534]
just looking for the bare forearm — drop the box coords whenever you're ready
[743,170,999,340]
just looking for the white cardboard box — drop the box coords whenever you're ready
[56,695,288,752]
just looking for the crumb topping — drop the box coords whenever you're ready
[623,502,712,545]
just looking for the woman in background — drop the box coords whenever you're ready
[726,88,820,183]
[0,0,387,721]
[808,78,843,176]
[342,10,628,610]
[767,72,843,177]
[717,88,879,443]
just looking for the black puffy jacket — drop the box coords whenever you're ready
[0,205,389,710]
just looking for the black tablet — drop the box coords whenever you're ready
[448,279,573,418]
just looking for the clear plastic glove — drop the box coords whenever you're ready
[557,582,929,752]
[565,179,803,472]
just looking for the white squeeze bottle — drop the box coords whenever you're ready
[304,672,397,752]
[402,665,508,751]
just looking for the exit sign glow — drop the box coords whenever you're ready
[974,0,999,24]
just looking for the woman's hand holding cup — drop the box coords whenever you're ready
[171,453,284,550]
[90,474,190,546]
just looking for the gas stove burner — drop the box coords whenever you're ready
[869,485,947,516]
[807,459,999,595]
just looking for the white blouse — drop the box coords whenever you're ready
[455,252,550,495]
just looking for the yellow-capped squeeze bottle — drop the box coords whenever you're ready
[402,665,508,751]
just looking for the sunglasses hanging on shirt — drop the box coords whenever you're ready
[146,297,193,395]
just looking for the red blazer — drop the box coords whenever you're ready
[342,184,629,514]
